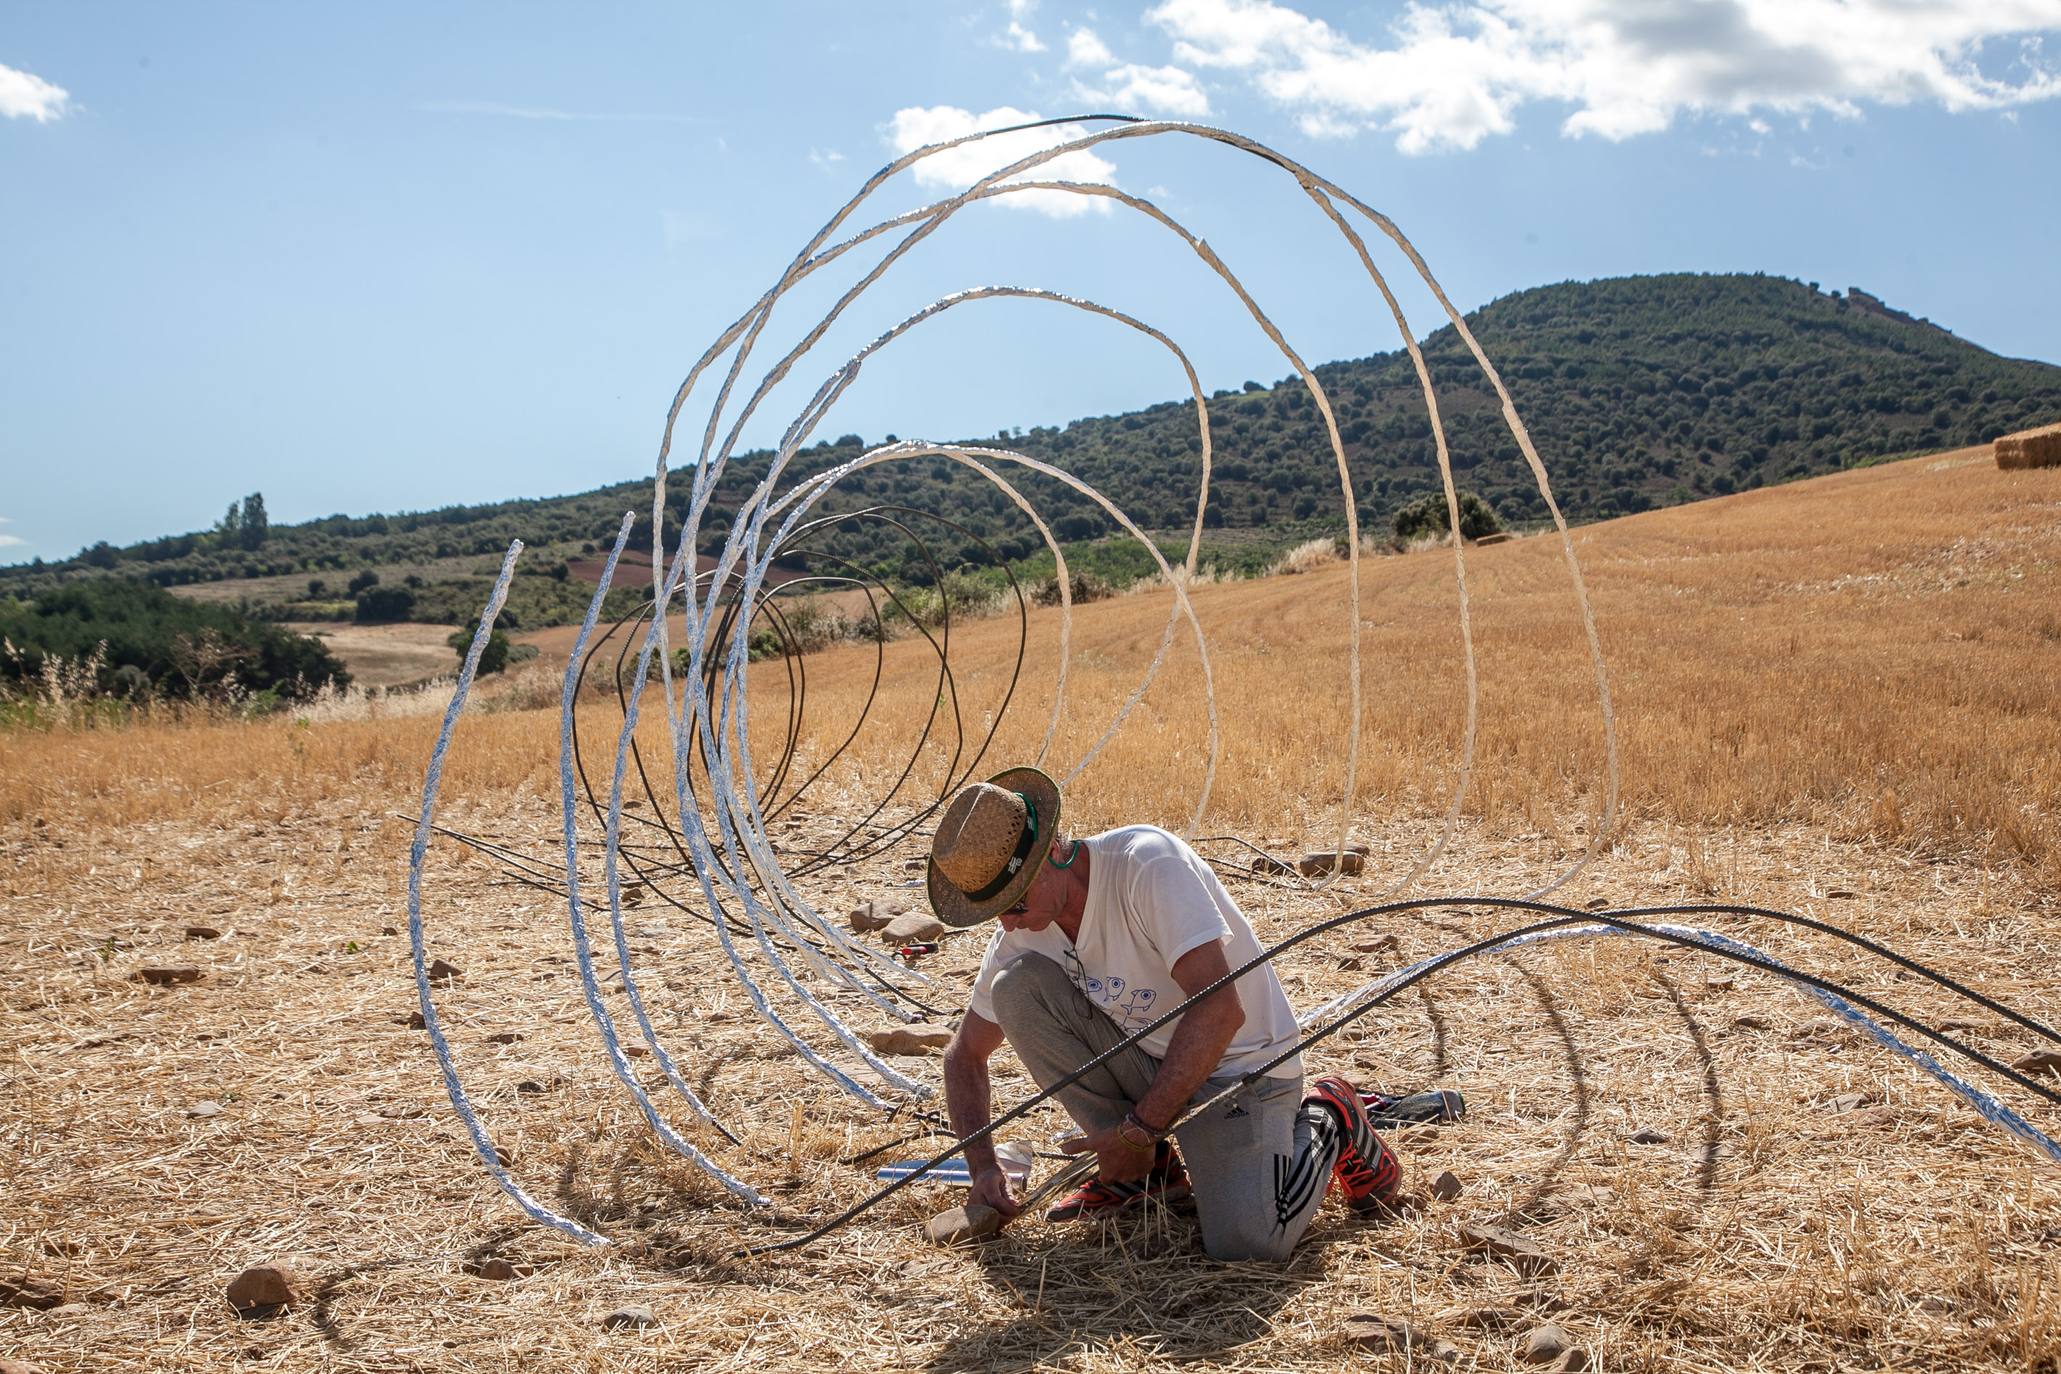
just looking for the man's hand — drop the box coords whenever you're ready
[1061,1123,1156,1185]
[967,1165,1023,1220]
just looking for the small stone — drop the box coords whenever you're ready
[923,1204,1001,1246]
[225,1261,303,1313]
[1551,1350,1591,1372]
[1567,1183,1617,1208]
[403,1010,427,1030]
[1916,1295,1952,1315]
[1459,1227,1549,1277]
[1627,1127,1670,1145]
[620,883,646,908]
[133,966,203,986]
[1522,1323,1574,1363]
[515,1080,549,1095]
[464,1258,535,1281]
[624,1044,650,1058]
[1824,1092,1869,1113]
[1732,1015,1770,1031]
[485,1032,522,1045]
[1297,851,1366,878]
[1431,1170,1463,1201]
[1705,972,1737,989]
[1458,1306,1517,1330]
[883,912,944,943]
[867,1027,955,1056]
[1938,1019,1982,1034]
[848,902,893,934]
[0,1274,64,1310]
[1457,1222,1555,1276]
[2013,1050,2061,1077]
[427,959,462,982]
[603,1303,655,1330]
[1248,855,1293,876]
[1825,889,1857,899]
[493,1145,515,1167]
[184,926,223,941]
[381,925,399,936]
[186,1100,223,1119]
[1352,934,1399,955]
[1343,1314,1456,1360]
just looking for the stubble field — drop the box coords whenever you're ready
[3,448,2058,1373]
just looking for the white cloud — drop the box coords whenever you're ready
[0,535,22,549]
[809,146,846,169]
[1074,62,1212,116]
[1068,27,1117,66]
[1145,0,2061,154]
[0,63,69,122]
[886,105,1118,217]
[999,0,1047,52]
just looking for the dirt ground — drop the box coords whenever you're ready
[286,623,463,692]
[3,791,2057,1373]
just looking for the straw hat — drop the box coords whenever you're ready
[925,766,1063,928]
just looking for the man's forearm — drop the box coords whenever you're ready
[1134,991,1243,1134]
[942,1049,1001,1174]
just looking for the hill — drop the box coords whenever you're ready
[6,445,2059,1374]
[5,273,2056,628]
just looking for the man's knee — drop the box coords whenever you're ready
[1199,1220,1297,1264]
[987,952,1068,1035]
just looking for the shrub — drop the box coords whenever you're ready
[0,579,347,703]
[1392,490,1505,543]
[354,586,416,624]
[448,621,510,675]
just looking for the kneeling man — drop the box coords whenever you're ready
[932,766,1402,1261]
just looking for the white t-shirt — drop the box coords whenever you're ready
[967,825,1303,1080]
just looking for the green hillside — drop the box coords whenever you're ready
[7,273,2057,627]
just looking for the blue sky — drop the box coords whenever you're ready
[3,1,2058,564]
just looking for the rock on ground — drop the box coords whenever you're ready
[1343,1314,1457,1361]
[924,1204,1001,1246]
[1521,1323,1574,1363]
[883,912,944,943]
[1431,1170,1463,1201]
[849,901,893,934]
[603,1304,656,1330]
[225,1261,304,1313]
[867,1026,955,1056]
[0,1274,64,1310]
[1457,1222,1556,1276]
[2013,1049,2061,1076]
[133,967,203,986]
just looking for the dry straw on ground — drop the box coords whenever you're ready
[4,449,2059,1372]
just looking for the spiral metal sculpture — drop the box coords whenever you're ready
[406,118,2057,1249]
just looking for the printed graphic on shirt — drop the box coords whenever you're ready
[1064,946,1161,1033]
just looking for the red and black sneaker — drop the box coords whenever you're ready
[1308,1074,1402,1214]
[1045,1139,1191,1222]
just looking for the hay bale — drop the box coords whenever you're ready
[1994,422,2061,470]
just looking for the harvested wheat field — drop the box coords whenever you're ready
[4,447,2060,1373]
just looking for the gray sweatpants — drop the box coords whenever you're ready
[988,951,1340,1261]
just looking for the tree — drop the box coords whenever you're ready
[237,492,269,550]
[448,620,510,675]
[354,585,415,623]
[1392,489,1505,543]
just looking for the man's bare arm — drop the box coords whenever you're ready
[1135,937,1245,1133]
[942,1011,1020,1217]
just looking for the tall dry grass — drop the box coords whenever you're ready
[6,447,2058,882]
